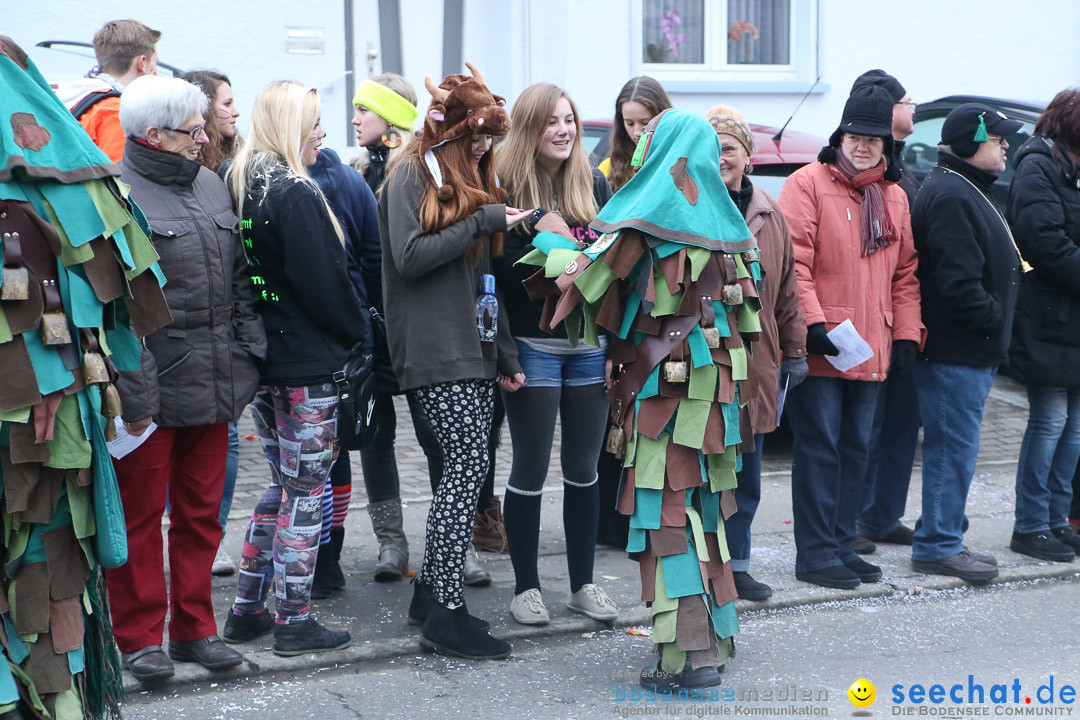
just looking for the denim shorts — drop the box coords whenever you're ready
[514,340,607,388]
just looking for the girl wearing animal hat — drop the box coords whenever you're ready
[378,63,531,660]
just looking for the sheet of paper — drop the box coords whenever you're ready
[824,319,874,373]
[107,416,158,460]
[776,375,790,426]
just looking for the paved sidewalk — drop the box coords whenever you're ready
[132,375,1080,690]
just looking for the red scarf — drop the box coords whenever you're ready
[834,152,897,257]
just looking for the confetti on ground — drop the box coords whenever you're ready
[627,626,651,637]
[407,570,417,577]
[600,575,620,581]
[581,632,595,639]
[244,434,257,440]
[782,519,791,524]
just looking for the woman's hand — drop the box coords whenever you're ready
[499,372,527,392]
[505,207,533,229]
[124,417,153,437]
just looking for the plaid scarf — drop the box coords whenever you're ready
[833,151,898,257]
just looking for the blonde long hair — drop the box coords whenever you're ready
[496,83,596,226]
[353,73,417,185]
[227,80,343,243]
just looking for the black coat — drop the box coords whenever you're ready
[1007,135,1080,387]
[911,153,1021,367]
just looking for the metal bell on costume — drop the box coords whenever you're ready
[605,423,626,456]
[662,360,689,383]
[721,283,743,306]
[702,326,721,349]
[82,352,110,385]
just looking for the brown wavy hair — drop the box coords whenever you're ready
[389,134,503,262]
[608,76,672,192]
[180,69,240,173]
[1035,87,1080,177]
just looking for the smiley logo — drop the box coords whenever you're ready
[848,678,876,708]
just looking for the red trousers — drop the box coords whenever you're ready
[106,423,227,652]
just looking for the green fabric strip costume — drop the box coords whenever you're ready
[0,37,170,719]
[518,109,763,677]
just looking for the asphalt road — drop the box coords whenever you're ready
[124,574,1079,720]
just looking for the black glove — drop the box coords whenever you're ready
[780,356,809,389]
[890,340,918,377]
[805,323,840,356]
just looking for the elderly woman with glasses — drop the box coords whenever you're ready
[105,75,266,683]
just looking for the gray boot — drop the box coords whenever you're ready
[463,542,491,587]
[368,498,409,582]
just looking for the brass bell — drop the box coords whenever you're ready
[83,351,110,384]
[102,383,123,418]
[721,283,743,306]
[104,418,117,442]
[40,311,72,346]
[702,326,721,349]
[662,360,689,383]
[1,265,29,300]
[605,423,626,456]
[741,249,760,265]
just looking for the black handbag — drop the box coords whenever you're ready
[333,345,381,451]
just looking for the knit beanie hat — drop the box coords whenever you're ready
[352,79,418,130]
[704,104,755,156]
[827,85,895,150]
[940,102,1023,158]
[851,69,906,103]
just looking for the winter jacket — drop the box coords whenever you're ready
[237,161,367,385]
[893,140,920,208]
[57,77,125,163]
[779,160,923,382]
[310,148,381,348]
[912,152,1021,367]
[736,180,807,434]
[493,168,613,339]
[377,159,522,391]
[1007,135,1080,386]
[116,139,266,425]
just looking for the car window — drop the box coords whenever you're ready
[905,114,1036,194]
[749,164,803,199]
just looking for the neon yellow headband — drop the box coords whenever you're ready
[352,79,418,130]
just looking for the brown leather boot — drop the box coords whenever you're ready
[472,496,508,554]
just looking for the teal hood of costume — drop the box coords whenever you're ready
[591,108,754,253]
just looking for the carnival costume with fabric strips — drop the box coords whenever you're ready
[0,37,170,719]
[516,108,763,684]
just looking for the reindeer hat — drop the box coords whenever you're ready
[421,62,510,200]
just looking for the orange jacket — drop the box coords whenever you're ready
[778,160,923,382]
[78,93,125,163]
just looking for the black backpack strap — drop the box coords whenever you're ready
[70,90,122,120]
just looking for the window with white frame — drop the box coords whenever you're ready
[635,0,818,88]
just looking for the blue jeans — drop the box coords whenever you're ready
[218,419,239,536]
[912,362,996,562]
[514,340,607,387]
[729,434,765,573]
[857,371,921,538]
[788,376,879,573]
[1013,385,1080,534]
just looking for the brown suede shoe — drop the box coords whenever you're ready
[853,535,877,555]
[878,524,915,545]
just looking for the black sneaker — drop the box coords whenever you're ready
[272,617,351,657]
[677,665,724,689]
[732,571,772,601]
[222,609,274,644]
[1051,525,1080,552]
[640,661,679,692]
[640,661,723,691]
[843,557,883,583]
[796,565,861,589]
[420,603,510,660]
[1011,531,1076,562]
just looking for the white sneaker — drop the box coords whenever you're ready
[212,542,236,576]
[567,583,619,621]
[510,588,550,625]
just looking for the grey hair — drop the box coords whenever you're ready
[119,75,209,139]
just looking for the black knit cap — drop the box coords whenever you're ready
[829,84,894,147]
[851,69,907,103]
[940,102,1024,158]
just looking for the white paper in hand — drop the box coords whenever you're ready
[824,319,874,373]
[107,416,158,460]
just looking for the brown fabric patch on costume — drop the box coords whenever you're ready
[554,253,591,292]
[658,250,685,295]
[660,487,687,527]
[522,269,557,303]
[43,526,90,599]
[638,545,656,603]
[81,236,126,303]
[49,597,84,654]
[0,36,30,70]
[631,310,660,336]
[123,270,172,338]
[701,403,728,455]
[550,284,586,328]
[9,419,50,464]
[720,489,739,521]
[33,392,63,443]
[649,526,688,557]
[602,230,646,279]
[657,373,690,400]
[669,157,699,205]
[29,633,72,694]
[617,467,636,516]
[675,281,698,316]
[11,113,51,152]
[17,202,62,258]
[14,562,51,633]
[595,285,625,335]
[636,396,679,439]
[77,467,92,487]
[609,337,636,366]
[15,466,62,524]
[666,441,703,491]
[715,365,735,404]
[534,211,575,239]
[1,448,38,513]
[676,595,712,651]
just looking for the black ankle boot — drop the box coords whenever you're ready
[408,580,489,631]
[420,602,510,660]
[311,530,345,600]
[272,617,351,657]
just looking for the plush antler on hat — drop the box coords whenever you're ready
[420,62,511,201]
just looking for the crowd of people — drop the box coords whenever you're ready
[2,16,1079,710]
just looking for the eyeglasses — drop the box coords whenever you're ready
[988,135,1007,146]
[164,125,206,141]
[896,101,917,110]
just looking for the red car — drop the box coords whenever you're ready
[582,119,826,198]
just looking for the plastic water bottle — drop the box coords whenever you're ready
[476,274,498,344]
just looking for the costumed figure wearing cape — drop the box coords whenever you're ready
[516,108,763,689]
[0,37,170,719]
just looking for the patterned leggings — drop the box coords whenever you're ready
[232,383,340,624]
[409,379,495,608]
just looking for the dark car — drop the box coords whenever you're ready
[904,95,1044,204]
[583,119,826,198]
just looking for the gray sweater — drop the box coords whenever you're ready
[377,162,521,390]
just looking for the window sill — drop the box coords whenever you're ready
[661,80,830,95]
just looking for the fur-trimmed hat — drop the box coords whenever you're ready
[420,62,510,200]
